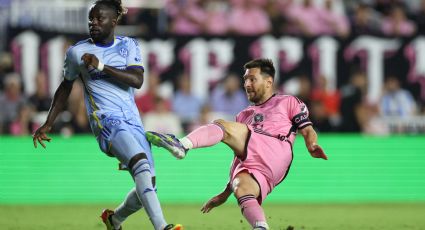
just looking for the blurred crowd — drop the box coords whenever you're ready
[1,50,424,137]
[1,0,425,137]
[124,0,425,37]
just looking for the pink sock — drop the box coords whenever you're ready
[238,195,266,227]
[186,123,224,148]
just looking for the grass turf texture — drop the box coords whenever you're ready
[1,203,424,230]
[1,135,425,229]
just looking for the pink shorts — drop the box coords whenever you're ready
[231,126,293,204]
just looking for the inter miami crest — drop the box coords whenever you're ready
[254,113,264,123]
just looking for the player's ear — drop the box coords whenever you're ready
[111,18,117,27]
[267,76,274,88]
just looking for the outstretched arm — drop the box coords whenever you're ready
[299,125,328,160]
[33,80,74,148]
[201,182,233,213]
[81,53,144,89]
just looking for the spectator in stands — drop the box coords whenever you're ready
[381,5,416,36]
[29,71,52,112]
[210,73,249,120]
[265,0,288,34]
[284,0,324,36]
[54,80,90,135]
[228,0,271,35]
[350,3,383,36]
[373,0,405,16]
[294,75,312,109]
[312,75,341,117]
[134,8,162,36]
[135,72,170,114]
[414,0,425,34]
[309,100,334,132]
[143,96,183,135]
[0,73,27,134]
[187,104,213,132]
[283,0,321,36]
[203,0,230,35]
[311,75,341,130]
[380,75,417,117]
[166,0,206,35]
[172,73,203,133]
[319,0,350,37]
[9,103,35,136]
[0,52,13,90]
[28,71,53,131]
[339,71,368,132]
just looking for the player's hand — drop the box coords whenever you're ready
[33,124,52,148]
[81,53,99,69]
[308,143,328,160]
[201,194,228,213]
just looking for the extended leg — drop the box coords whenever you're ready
[146,119,249,159]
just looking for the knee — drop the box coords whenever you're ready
[129,153,150,177]
[213,119,231,139]
[232,178,250,198]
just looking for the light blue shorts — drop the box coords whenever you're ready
[96,116,155,176]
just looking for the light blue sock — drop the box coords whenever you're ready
[132,159,167,230]
[112,187,143,227]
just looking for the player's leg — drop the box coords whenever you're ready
[114,187,143,226]
[101,187,142,230]
[232,172,269,230]
[213,119,249,158]
[146,119,248,159]
[108,127,169,230]
[128,152,167,230]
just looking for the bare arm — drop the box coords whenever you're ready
[299,125,328,160]
[201,182,232,213]
[32,79,74,148]
[81,53,144,89]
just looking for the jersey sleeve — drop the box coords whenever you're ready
[287,96,312,129]
[63,47,79,81]
[126,38,144,70]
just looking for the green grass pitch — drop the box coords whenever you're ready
[1,135,425,229]
[1,203,425,229]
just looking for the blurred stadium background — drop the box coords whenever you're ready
[1,0,425,229]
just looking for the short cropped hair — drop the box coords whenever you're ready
[243,58,275,79]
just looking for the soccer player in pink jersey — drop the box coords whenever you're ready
[146,58,327,230]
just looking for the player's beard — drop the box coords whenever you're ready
[247,87,265,104]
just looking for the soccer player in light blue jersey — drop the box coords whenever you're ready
[32,1,183,230]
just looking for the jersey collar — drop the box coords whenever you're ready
[92,37,116,48]
[254,93,276,106]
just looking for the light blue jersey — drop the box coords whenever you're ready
[63,36,154,174]
[64,36,143,132]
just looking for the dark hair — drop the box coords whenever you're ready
[243,58,275,79]
[94,0,127,21]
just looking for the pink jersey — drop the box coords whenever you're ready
[229,94,312,203]
[236,94,311,145]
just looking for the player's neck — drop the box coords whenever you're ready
[93,34,115,46]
